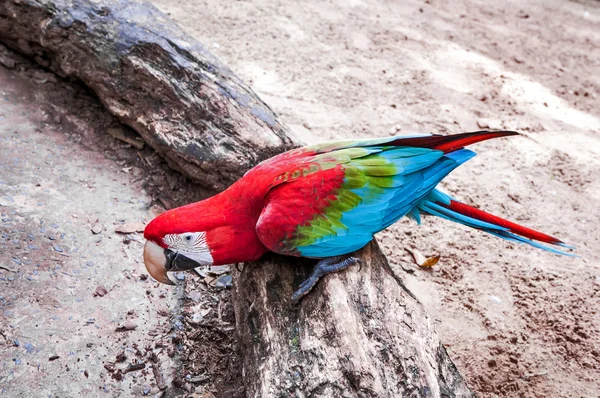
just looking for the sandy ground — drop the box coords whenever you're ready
[0,48,211,397]
[1,0,599,397]
[149,0,600,396]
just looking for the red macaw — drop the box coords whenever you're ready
[143,131,573,301]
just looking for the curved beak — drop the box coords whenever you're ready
[143,240,175,285]
[143,240,204,285]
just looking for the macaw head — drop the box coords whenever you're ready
[143,201,220,285]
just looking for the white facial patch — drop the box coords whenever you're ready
[163,232,214,265]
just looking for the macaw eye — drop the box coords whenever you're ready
[182,233,200,244]
[163,232,209,253]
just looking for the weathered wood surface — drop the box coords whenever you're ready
[233,241,474,397]
[0,1,475,397]
[0,0,296,191]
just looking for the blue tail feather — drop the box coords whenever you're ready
[417,190,575,256]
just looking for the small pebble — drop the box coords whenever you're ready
[93,286,108,297]
[52,245,64,253]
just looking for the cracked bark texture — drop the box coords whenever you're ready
[0,0,475,396]
[233,242,475,398]
[0,0,296,191]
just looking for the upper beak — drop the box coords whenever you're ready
[143,240,202,285]
[143,240,175,285]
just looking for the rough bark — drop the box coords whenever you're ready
[233,241,474,398]
[0,0,296,191]
[0,1,475,397]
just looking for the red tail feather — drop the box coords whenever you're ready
[447,200,563,245]
[390,130,519,153]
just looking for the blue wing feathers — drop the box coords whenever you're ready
[264,133,573,258]
[298,147,474,257]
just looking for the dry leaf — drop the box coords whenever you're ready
[406,247,425,265]
[420,255,440,267]
[115,221,146,234]
[406,248,440,268]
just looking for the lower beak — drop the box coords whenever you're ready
[143,240,202,285]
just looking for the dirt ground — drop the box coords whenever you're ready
[149,0,599,396]
[1,0,599,397]
[0,46,231,397]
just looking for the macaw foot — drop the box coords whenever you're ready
[291,256,361,304]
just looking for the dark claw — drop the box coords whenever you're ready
[235,263,243,273]
[291,256,361,304]
[291,278,318,304]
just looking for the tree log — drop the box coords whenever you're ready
[0,1,475,397]
[0,0,296,191]
[234,242,474,397]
